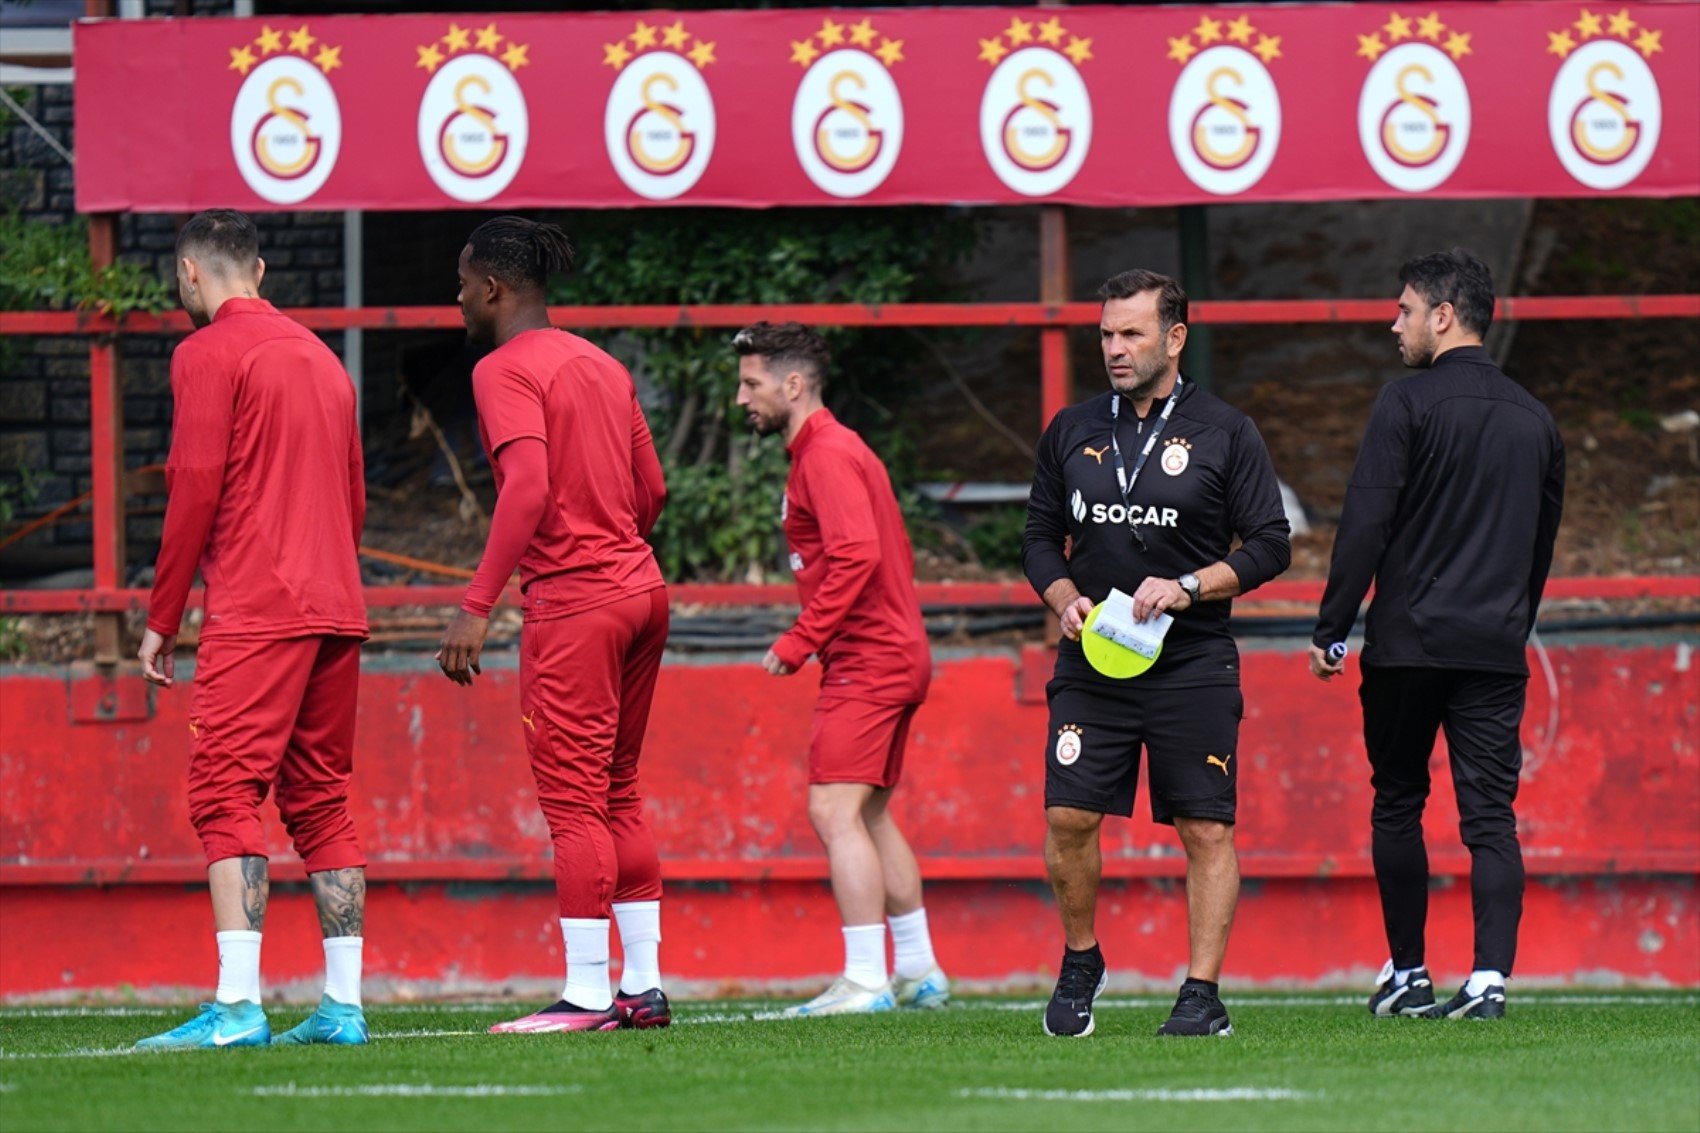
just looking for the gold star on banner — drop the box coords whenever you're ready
[1416,11,1445,41]
[254,25,283,55]
[875,38,904,67]
[1384,12,1414,41]
[1547,28,1577,57]
[1006,17,1034,46]
[688,39,716,68]
[978,37,1009,66]
[1226,15,1256,45]
[848,19,878,48]
[1357,32,1387,61]
[790,38,821,67]
[417,41,445,72]
[314,44,342,73]
[1064,36,1093,65]
[475,23,502,53]
[1443,30,1472,60]
[443,23,470,53]
[602,40,632,70]
[1167,35,1199,64]
[501,42,529,70]
[1574,8,1604,38]
[1606,8,1636,38]
[1253,34,1282,63]
[631,20,658,50]
[818,18,846,48]
[662,20,690,50]
[287,25,315,55]
[1037,16,1067,46]
[1634,27,1662,56]
[229,44,257,75]
[1194,16,1224,44]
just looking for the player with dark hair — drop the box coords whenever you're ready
[437,216,673,1034]
[1310,248,1565,1020]
[733,321,948,1017]
[136,208,371,1049]
[1023,269,1290,1039]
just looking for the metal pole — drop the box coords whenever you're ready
[343,209,363,424]
[1178,204,1214,392]
[1039,206,1071,428]
[88,214,127,667]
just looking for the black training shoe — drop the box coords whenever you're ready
[1427,983,1507,1019]
[1043,947,1107,1038]
[615,987,672,1029]
[1368,965,1437,1017]
[1156,984,1233,1036]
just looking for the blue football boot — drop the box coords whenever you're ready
[272,996,369,1045]
[135,1001,270,1050]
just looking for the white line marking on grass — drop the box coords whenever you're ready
[0,1046,138,1061]
[252,1084,580,1098]
[375,1029,485,1040]
[960,1087,1318,1103]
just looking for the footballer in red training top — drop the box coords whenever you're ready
[732,321,948,1017]
[436,217,672,1034]
[136,209,371,1050]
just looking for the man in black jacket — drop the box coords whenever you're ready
[1024,269,1290,1039]
[1311,249,1565,1021]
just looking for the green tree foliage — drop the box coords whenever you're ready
[549,209,977,582]
[0,208,172,318]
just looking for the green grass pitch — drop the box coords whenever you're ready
[2,994,1697,1132]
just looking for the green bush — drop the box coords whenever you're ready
[549,208,977,582]
[0,207,172,318]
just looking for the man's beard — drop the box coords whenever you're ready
[1399,330,1436,369]
[1110,354,1172,399]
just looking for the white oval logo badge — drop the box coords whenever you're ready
[793,47,904,199]
[418,53,529,203]
[1358,43,1471,193]
[230,53,342,205]
[1161,440,1191,477]
[1548,38,1662,191]
[1055,725,1083,766]
[979,40,1092,198]
[1169,45,1281,196]
[606,50,717,201]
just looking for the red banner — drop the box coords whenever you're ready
[73,4,1699,212]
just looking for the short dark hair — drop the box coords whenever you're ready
[731,321,831,386]
[1398,248,1494,335]
[176,209,259,272]
[466,216,575,291]
[1098,269,1188,333]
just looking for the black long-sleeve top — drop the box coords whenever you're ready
[1313,345,1566,675]
[1023,382,1292,689]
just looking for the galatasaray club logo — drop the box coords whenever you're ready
[1161,438,1192,477]
[790,17,906,198]
[227,24,343,205]
[1546,8,1665,190]
[977,15,1094,197]
[1354,11,1475,193]
[416,23,532,203]
[604,19,718,201]
[1166,14,1283,196]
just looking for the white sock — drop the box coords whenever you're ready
[322,937,363,1007]
[214,931,262,1005]
[560,918,613,1010]
[1465,969,1505,996]
[842,924,888,988]
[888,908,937,980]
[1395,965,1424,985]
[613,901,662,995]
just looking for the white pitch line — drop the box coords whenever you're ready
[376,1029,485,1040]
[0,1046,138,1061]
[961,1087,1319,1103]
[252,1084,579,1098]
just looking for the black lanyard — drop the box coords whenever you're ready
[1109,379,1182,550]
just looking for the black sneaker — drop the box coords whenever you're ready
[1043,946,1107,1037]
[1369,966,1437,1017]
[615,987,672,1029]
[1156,984,1233,1036]
[1427,982,1507,1019]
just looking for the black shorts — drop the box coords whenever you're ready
[1044,679,1243,824]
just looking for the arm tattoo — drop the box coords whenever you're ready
[239,856,269,931]
[309,867,366,937]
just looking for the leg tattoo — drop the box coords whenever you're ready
[239,856,269,932]
[309,867,366,937]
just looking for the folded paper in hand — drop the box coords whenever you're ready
[1087,588,1173,660]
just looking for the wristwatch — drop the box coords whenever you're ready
[1177,573,1202,604]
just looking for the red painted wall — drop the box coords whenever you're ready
[2,638,1696,997]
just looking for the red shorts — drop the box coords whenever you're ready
[185,634,364,872]
[807,698,921,788]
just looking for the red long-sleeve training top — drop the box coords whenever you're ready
[460,328,666,621]
[147,298,367,640]
[773,409,931,704]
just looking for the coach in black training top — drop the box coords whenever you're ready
[1311,249,1565,1023]
[1023,269,1290,1040]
